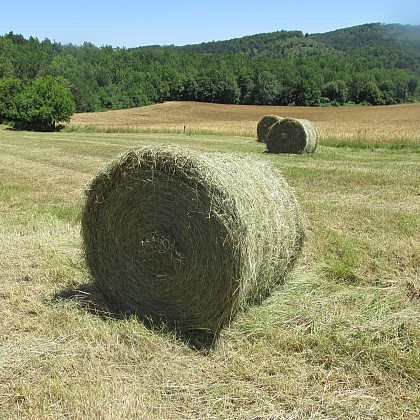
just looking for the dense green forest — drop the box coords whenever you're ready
[0,22,419,121]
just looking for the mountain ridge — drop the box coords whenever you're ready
[158,23,420,58]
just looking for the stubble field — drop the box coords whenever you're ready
[1,102,419,419]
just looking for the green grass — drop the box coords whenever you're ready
[0,128,419,419]
[321,137,420,150]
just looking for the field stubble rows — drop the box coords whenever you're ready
[0,103,419,419]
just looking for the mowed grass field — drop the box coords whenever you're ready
[1,102,419,419]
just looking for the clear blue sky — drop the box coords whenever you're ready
[2,0,419,47]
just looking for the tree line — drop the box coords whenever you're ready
[0,26,419,129]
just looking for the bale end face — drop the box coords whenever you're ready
[257,115,283,143]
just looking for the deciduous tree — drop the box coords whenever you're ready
[14,76,76,130]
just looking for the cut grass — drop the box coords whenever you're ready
[321,138,420,150]
[0,120,419,419]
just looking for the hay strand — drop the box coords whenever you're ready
[82,144,304,333]
[266,118,319,154]
[257,115,283,142]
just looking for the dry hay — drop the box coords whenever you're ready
[266,117,319,154]
[82,144,304,333]
[257,115,283,142]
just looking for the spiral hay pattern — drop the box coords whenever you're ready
[257,115,283,142]
[82,144,304,333]
[266,118,319,154]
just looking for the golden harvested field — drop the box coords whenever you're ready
[70,101,420,145]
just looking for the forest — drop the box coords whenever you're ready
[0,22,419,121]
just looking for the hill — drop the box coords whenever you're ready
[172,30,336,58]
[0,23,419,115]
[311,23,420,50]
[174,23,420,63]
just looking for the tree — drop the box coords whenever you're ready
[14,76,76,130]
[252,71,279,105]
[0,37,14,78]
[237,71,254,104]
[408,78,418,96]
[0,77,22,121]
[349,74,383,104]
[322,80,348,104]
[48,54,101,112]
[293,76,322,106]
[216,75,241,104]
[358,80,383,105]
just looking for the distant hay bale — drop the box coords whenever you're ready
[82,144,304,333]
[257,115,283,142]
[266,118,319,154]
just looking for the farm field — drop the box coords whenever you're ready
[70,101,420,147]
[1,102,419,419]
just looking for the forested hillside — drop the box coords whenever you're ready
[0,23,419,118]
[181,23,420,57]
[311,23,420,50]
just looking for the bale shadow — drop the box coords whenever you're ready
[52,283,219,352]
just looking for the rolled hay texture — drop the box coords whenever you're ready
[82,144,304,333]
[257,115,283,142]
[266,117,319,154]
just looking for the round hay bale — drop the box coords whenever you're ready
[257,115,283,142]
[82,144,304,333]
[266,118,319,154]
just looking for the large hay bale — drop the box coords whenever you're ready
[266,118,319,154]
[257,115,283,142]
[82,144,304,333]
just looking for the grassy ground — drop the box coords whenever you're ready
[0,112,419,418]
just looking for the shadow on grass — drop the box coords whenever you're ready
[5,122,66,132]
[52,283,219,352]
